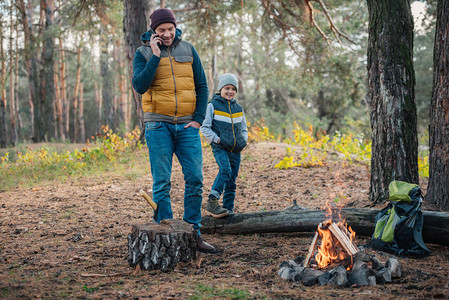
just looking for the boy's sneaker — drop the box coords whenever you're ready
[206,196,229,218]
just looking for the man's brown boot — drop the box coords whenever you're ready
[194,234,216,253]
[206,196,229,218]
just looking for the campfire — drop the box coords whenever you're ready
[303,203,358,270]
[279,202,403,287]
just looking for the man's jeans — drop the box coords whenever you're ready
[145,122,203,229]
[210,146,241,212]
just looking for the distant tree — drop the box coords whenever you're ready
[9,3,18,146]
[123,0,155,137]
[427,0,449,210]
[0,13,6,148]
[413,8,435,136]
[36,0,56,142]
[366,0,419,203]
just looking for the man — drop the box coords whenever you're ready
[132,8,215,253]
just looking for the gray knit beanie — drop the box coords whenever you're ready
[218,74,238,92]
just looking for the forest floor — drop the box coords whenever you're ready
[1,141,448,299]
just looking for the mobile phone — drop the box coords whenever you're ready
[150,29,163,47]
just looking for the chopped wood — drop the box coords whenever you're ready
[328,222,359,256]
[303,224,321,267]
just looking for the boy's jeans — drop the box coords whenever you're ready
[145,121,203,229]
[210,146,241,212]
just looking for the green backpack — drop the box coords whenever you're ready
[371,180,430,257]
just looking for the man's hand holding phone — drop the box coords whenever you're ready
[150,34,162,57]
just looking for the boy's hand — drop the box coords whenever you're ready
[184,121,201,129]
[150,34,162,57]
[217,138,220,144]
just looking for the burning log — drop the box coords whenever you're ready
[201,208,449,246]
[303,229,320,268]
[327,222,358,256]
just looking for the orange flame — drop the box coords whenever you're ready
[314,202,357,270]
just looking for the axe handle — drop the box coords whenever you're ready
[139,189,158,210]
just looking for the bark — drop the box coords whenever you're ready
[9,5,17,146]
[123,0,155,136]
[208,50,217,100]
[236,15,245,104]
[38,0,56,142]
[79,83,85,142]
[53,61,64,140]
[201,208,449,246]
[17,0,36,142]
[127,220,197,271]
[0,20,7,148]
[115,38,128,131]
[14,32,22,141]
[92,61,102,134]
[366,0,418,203]
[100,25,114,129]
[428,0,449,211]
[58,38,67,140]
[70,45,81,142]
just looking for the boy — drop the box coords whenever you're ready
[200,74,248,218]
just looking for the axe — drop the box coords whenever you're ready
[139,189,158,221]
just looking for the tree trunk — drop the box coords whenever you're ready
[115,38,128,131]
[54,61,63,140]
[0,20,7,148]
[70,45,81,142]
[92,61,102,134]
[58,38,67,140]
[100,25,114,130]
[79,82,85,142]
[208,50,217,100]
[9,4,17,146]
[127,220,197,271]
[123,0,155,137]
[236,15,245,104]
[38,0,56,142]
[14,32,22,142]
[366,0,418,203]
[17,0,36,142]
[428,0,449,211]
[201,208,449,246]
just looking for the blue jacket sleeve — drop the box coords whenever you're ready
[191,47,208,125]
[132,50,161,94]
[242,110,248,142]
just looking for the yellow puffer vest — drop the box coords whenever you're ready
[138,41,196,123]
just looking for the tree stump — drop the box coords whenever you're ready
[127,220,197,271]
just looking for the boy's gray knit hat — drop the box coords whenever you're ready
[218,74,238,92]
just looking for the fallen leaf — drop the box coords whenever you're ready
[131,264,141,276]
[195,257,203,269]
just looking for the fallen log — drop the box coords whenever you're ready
[201,208,449,246]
